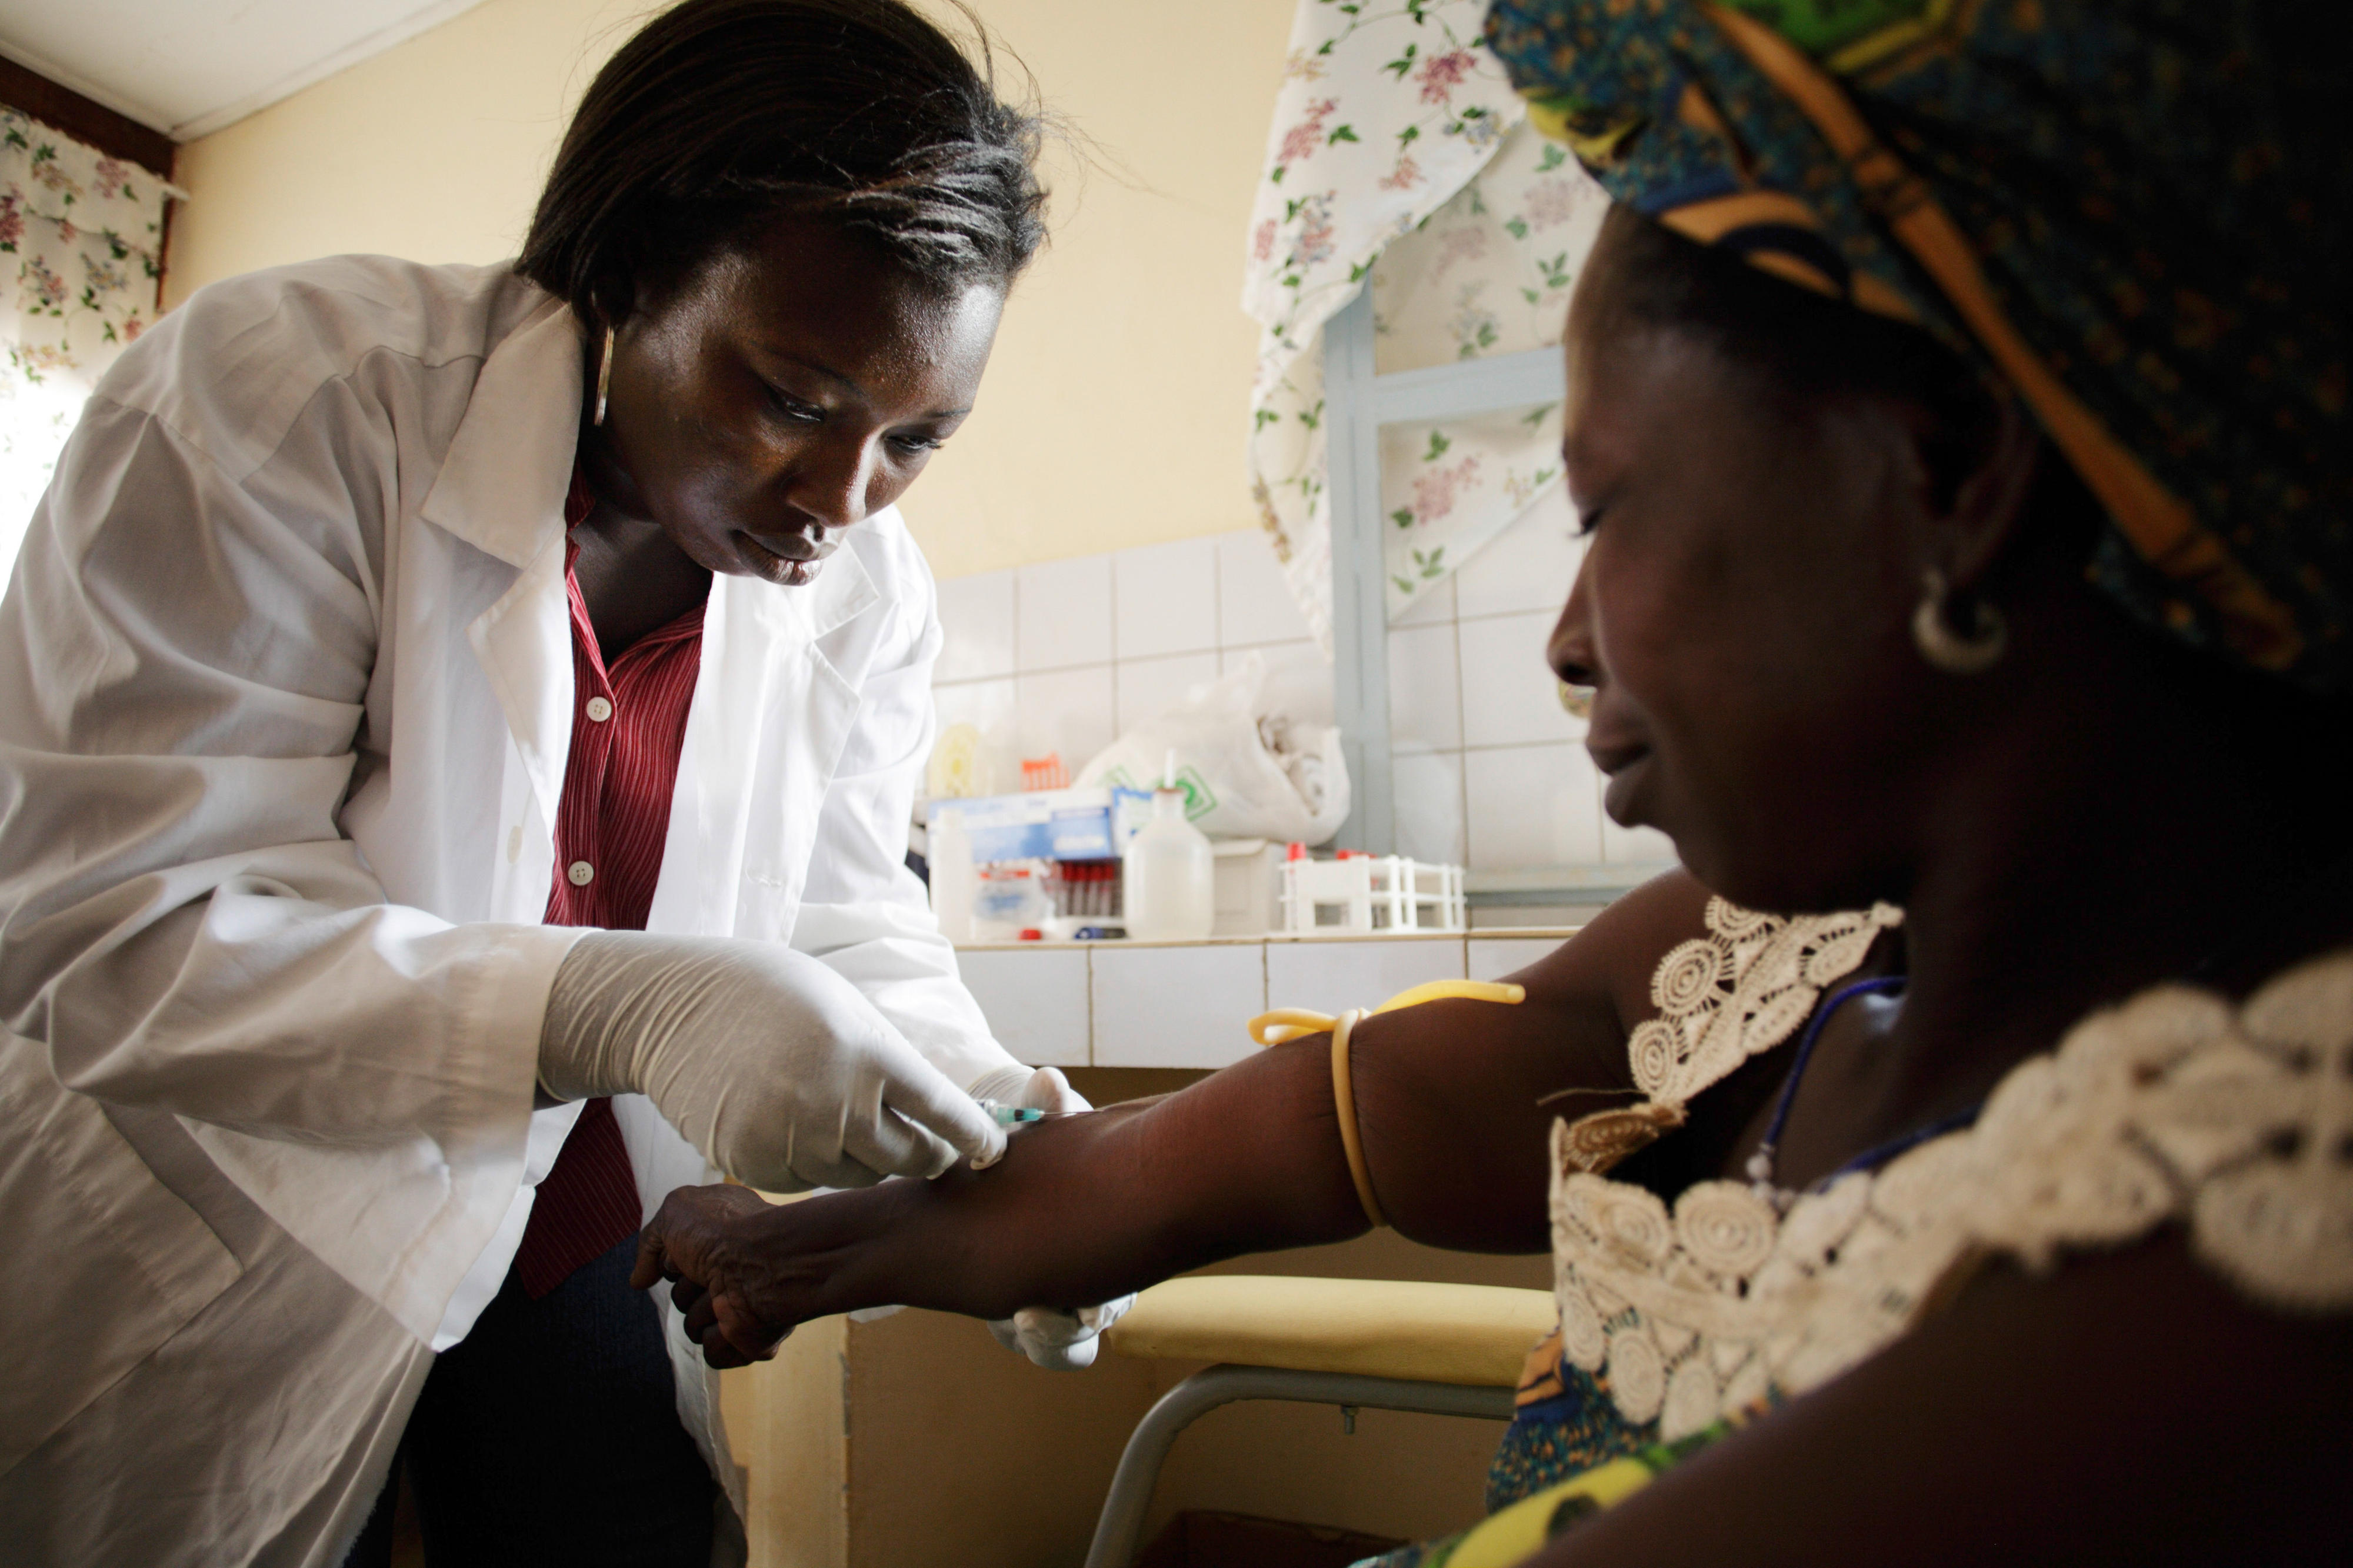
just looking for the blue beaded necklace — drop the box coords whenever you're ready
[1744,975,1981,1206]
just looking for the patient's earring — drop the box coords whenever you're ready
[1911,568,2007,675]
[593,323,615,428]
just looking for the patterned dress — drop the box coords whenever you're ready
[1367,898,2353,1566]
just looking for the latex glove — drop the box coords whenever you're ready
[985,1297,1137,1371]
[964,1062,1090,1117]
[964,1065,1141,1370]
[540,931,1005,1192]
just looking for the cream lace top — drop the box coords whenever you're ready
[1550,898,2353,1442]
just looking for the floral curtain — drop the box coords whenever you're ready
[1244,0,1610,646]
[1,107,171,572]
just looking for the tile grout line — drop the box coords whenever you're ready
[1459,739,1586,753]
[1084,943,1096,1069]
[1106,551,1121,739]
[1454,743,1473,869]
[1452,605,1568,625]
[1212,536,1225,656]
[1451,585,1473,868]
[942,642,1334,691]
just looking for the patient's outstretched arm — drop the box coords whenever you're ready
[635,870,1715,1364]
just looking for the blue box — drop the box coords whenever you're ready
[935,787,1151,863]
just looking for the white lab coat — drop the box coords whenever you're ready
[0,256,1020,1566]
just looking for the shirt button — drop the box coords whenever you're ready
[567,860,595,886]
[585,696,614,723]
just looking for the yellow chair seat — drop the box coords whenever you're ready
[1102,1276,1556,1389]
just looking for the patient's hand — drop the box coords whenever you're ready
[632,1183,833,1367]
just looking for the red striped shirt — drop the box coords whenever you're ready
[541,545,706,932]
[512,476,708,1299]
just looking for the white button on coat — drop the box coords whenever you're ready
[585,696,613,722]
[567,860,595,886]
[0,256,1027,1564]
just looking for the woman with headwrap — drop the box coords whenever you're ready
[628,1,2351,1559]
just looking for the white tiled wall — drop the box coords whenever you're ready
[1465,935,1565,982]
[955,946,1091,1066]
[933,529,1324,798]
[1116,651,1219,735]
[1391,488,1677,871]
[1013,664,1118,775]
[1014,553,1114,671]
[1090,941,1269,1069]
[1265,937,1468,1015]
[1114,536,1221,659]
[955,931,1579,1068]
[930,492,1676,875]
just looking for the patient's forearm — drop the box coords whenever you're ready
[705,990,1634,1325]
[731,1035,1369,1323]
[647,873,1707,1339]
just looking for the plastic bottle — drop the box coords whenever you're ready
[928,807,976,943]
[1122,789,1214,941]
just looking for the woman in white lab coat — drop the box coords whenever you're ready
[0,2,1082,1563]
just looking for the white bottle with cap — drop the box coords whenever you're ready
[928,805,976,944]
[1121,752,1214,941]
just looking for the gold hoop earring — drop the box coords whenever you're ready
[1912,568,2007,675]
[592,323,614,428]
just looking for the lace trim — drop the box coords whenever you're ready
[1550,946,2353,1441]
[1559,898,1905,1175]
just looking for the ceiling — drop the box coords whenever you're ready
[0,0,489,141]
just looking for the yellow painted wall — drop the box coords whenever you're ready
[165,0,1294,578]
[723,1229,1548,1568]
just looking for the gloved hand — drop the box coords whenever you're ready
[539,931,1005,1192]
[964,1063,1141,1370]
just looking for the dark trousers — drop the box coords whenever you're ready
[342,1232,717,1568]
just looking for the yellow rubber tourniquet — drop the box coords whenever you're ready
[1248,980,1527,1045]
[1251,1008,1346,1047]
[1372,978,1526,1015]
[1244,979,1527,1226]
[1328,1009,1384,1227]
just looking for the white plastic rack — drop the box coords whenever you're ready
[1279,853,1466,934]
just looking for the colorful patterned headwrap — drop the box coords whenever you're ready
[1483,0,2348,690]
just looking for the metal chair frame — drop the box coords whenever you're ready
[1082,1362,1516,1568]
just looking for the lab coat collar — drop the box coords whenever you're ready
[418,295,582,569]
[420,286,887,644]
[751,528,881,644]
[438,284,884,850]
